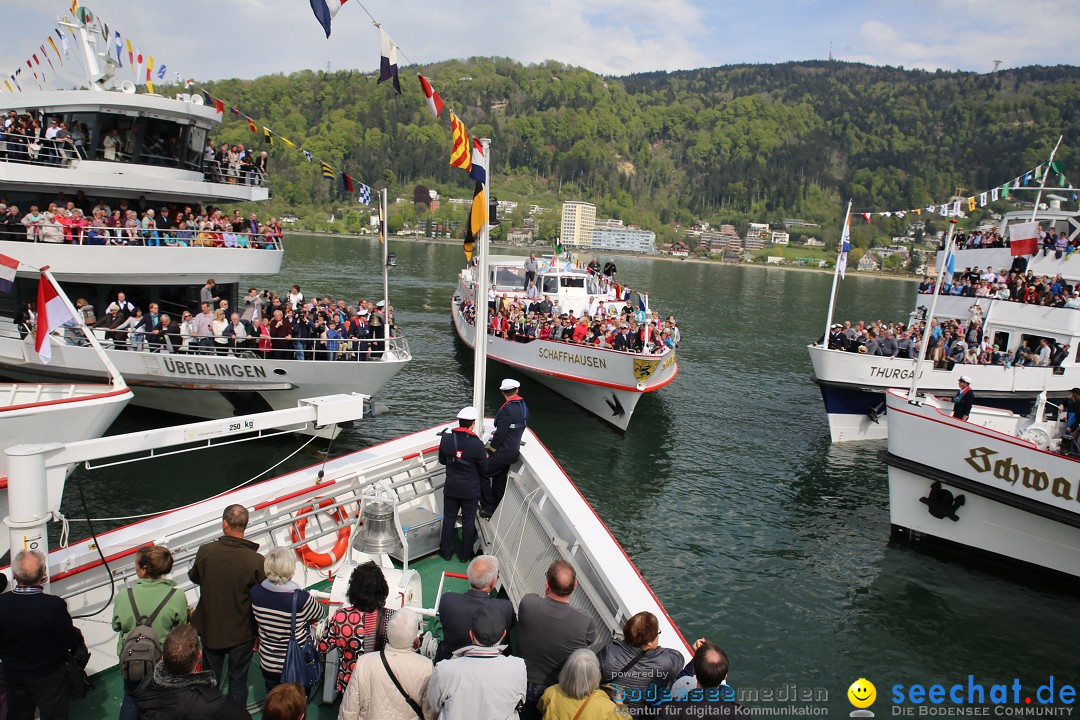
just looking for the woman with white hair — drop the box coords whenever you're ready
[537,648,620,719]
[339,608,435,720]
[250,547,325,695]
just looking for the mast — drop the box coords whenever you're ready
[380,188,389,322]
[471,138,491,418]
[822,200,852,347]
[908,220,957,398]
[1029,135,1064,223]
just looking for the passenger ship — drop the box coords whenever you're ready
[809,205,1080,442]
[0,16,410,431]
[452,255,678,430]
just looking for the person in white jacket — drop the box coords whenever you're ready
[339,608,435,720]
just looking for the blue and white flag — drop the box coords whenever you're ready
[837,213,851,280]
[302,149,314,162]
[944,244,956,279]
[357,182,372,205]
[113,31,123,66]
[377,28,401,94]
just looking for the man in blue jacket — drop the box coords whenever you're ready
[481,379,528,518]
[439,406,489,562]
[0,550,84,720]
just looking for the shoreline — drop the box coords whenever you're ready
[296,230,918,283]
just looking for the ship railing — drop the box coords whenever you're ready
[457,305,673,357]
[51,445,449,606]
[0,223,283,251]
[23,322,410,363]
[0,130,87,168]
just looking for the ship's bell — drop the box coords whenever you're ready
[352,500,403,555]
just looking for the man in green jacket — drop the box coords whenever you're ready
[188,504,266,707]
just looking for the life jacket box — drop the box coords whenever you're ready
[388,506,442,562]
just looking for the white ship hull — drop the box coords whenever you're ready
[0,333,408,433]
[25,422,690,679]
[809,343,1072,442]
[451,298,677,430]
[881,390,1080,576]
[0,382,131,559]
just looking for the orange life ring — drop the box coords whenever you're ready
[291,498,351,569]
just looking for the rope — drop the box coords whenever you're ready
[64,431,321,523]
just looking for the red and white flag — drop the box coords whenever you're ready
[35,272,76,363]
[0,253,17,293]
[417,74,444,118]
[1009,221,1039,257]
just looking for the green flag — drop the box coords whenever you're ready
[1001,183,1010,198]
[555,239,563,255]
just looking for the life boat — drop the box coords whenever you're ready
[291,498,351,569]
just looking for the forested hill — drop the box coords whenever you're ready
[205,58,1080,241]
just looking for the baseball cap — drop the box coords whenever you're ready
[470,605,509,646]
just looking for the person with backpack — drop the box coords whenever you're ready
[112,545,189,720]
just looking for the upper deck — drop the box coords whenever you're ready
[0,90,267,205]
[934,208,1080,281]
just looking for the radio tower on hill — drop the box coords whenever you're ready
[828,38,833,62]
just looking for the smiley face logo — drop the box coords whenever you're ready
[848,678,876,709]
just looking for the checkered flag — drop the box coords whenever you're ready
[357,183,372,205]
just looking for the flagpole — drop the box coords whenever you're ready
[822,200,852,347]
[1029,135,1064,224]
[471,138,491,420]
[908,219,957,398]
[40,266,126,390]
[380,188,389,318]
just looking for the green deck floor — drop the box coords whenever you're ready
[78,552,470,719]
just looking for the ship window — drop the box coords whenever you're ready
[491,266,526,290]
[542,276,559,294]
[138,117,183,167]
[183,125,207,172]
[992,331,1010,352]
[95,114,137,162]
[560,277,585,289]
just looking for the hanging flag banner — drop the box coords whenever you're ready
[321,161,334,180]
[35,273,77,364]
[468,138,487,184]
[309,0,348,38]
[378,28,401,94]
[1009,221,1039,256]
[449,112,470,170]
[417,74,444,118]
[342,172,354,193]
[358,183,372,205]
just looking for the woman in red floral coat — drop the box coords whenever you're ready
[317,561,394,695]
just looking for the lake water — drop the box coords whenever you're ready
[68,235,1078,713]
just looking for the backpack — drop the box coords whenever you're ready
[120,587,176,682]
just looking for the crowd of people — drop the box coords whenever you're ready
[19,280,397,362]
[203,141,269,187]
[0,194,282,248]
[828,314,1069,369]
[918,264,1080,309]
[460,254,681,355]
[0,537,748,720]
[0,112,89,165]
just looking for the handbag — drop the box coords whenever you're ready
[280,590,322,689]
[65,629,94,699]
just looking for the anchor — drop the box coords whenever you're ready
[919,481,965,521]
[605,393,625,417]
[866,402,886,424]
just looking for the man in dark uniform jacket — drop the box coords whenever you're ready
[434,554,516,662]
[952,375,975,421]
[481,379,528,518]
[439,406,488,562]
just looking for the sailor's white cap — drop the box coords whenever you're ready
[500,379,520,391]
[457,406,478,421]
[376,300,385,308]
[359,309,369,316]
[959,375,972,384]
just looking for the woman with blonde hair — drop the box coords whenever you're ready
[250,548,324,695]
[212,308,229,354]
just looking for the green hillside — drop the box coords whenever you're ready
[198,58,1080,248]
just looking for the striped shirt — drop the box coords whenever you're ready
[250,582,324,674]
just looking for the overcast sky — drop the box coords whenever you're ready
[3,0,1078,87]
